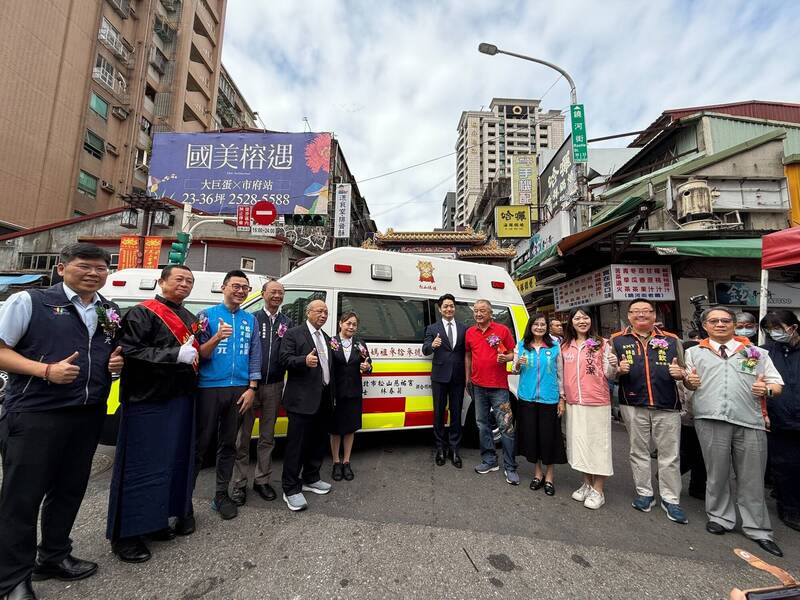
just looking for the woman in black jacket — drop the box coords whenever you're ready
[760,309,800,531]
[329,312,372,481]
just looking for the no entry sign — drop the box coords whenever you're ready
[251,201,277,225]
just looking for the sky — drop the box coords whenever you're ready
[221,0,800,232]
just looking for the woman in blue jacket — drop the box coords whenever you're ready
[760,310,800,531]
[514,313,565,496]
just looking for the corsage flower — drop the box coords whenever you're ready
[96,304,121,343]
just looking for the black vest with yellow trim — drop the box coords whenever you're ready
[611,327,681,410]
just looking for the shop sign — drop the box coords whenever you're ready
[714,281,799,307]
[555,263,675,311]
[514,275,537,296]
[495,206,532,238]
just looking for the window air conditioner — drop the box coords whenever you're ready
[101,180,116,192]
[111,106,129,120]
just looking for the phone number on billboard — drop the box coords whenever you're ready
[180,193,292,205]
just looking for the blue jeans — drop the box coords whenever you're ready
[473,385,517,471]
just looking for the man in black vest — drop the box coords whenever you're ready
[422,293,467,468]
[0,243,123,600]
[232,279,293,505]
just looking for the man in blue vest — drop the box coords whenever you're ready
[611,297,688,525]
[0,243,123,600]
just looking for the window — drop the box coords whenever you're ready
[245,289,326,326]
[240,257,255,271]
[89,92,109,119]
[454,301,517,342]
[94,54,115,90]
[109,253,119,268]
[338,292,426,343]
[140,116,152,136]
[99,18,122,50]
[77,170,98,197]
[84,130,105,159]
[18,253,59,271]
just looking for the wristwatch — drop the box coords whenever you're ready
[766,386,773,398]
[248,385,258,392]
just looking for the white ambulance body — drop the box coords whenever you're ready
[241,247,530,438]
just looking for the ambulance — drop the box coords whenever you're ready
[99,268,268,443]
[240,247,529,443]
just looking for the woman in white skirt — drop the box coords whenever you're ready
[559,306,619,509]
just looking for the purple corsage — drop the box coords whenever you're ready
[276,322,288,338]
[330,338,341,351]
[650,338,669,350]
[584,338,601,353]
[739,346,761,371]
[97,305,121,343]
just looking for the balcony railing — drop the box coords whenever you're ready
[106,0,130,19]
[98,29,130,65]
[149,46,167,74]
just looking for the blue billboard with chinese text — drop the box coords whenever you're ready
[148,132,332,215]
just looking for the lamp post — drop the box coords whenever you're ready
[478,43,587,225]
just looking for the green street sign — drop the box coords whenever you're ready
[570,104,588,163]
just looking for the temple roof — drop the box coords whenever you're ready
[373,227,487,245]
[457,239,516,258]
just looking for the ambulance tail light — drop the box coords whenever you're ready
[112,280,126,287]
[491,281,505,289]
[138,279,157,290]
[334,264,352,274]
[459,274,478,290]
[371,264,392,281]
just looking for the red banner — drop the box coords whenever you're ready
[142,236,162,269]
[118,236,139,270]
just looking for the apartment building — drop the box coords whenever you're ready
[216,64,257,129]
[441,191,456,229]
[0,0,228,229]
[454,98,564,227]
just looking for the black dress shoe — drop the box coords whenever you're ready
[332,462,344,481]
[175,514,195,536]
[148,527,176,542]
[342,462,354,481]
[31,554,98,581]
[435,450,446,466]
[756,538,784,557]
[231,486,247,507]
[544,481,556,496]
[530,477,544,491]
[451,453,462,469]
[112,537,151,564]
[3,577,36,600]
[705,521,727,535]
[253,482,277,501]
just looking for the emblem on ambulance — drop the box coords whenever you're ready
[416,260,435,283]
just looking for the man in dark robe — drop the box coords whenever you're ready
[106,264,200,564]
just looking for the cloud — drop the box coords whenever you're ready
[221,0,800,232]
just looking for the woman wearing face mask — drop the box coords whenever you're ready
[734,312,758,344]
[513,313,565,495]
[760,310,800,531]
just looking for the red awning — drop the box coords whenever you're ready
[762,227,800,269]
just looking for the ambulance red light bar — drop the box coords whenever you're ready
[491,281,505,289]
[333,264,352,273]
[112,280,126,287]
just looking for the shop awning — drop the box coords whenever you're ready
[557,214,635,256]
[632,238,762,259]
[762,227,800,269]
[0,274,44,286]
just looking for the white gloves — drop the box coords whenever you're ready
[177,335,198,364]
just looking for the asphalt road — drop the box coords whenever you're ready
[4,423,799,599]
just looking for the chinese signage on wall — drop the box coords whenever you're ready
[510,153,538,221]
[714,281,799,307]
[555,264,675,311]
[142,236,162,269]
[540,136,577,214]
[334,183,352,239]
[118,235,139,270]
[528,210,572,257]
[148,132,332,216]
[570,104,588,163]
[495,206,532,238]
[514,275,537,296]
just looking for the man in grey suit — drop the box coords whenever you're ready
[422,294,467,468]
[278,300,333,512]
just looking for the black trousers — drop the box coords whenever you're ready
[680,424,707,497]
[282,395,328,496]
[769,428,800,522]
[0,405,105,595]
[431,380,464,452]
[194,386,246,496]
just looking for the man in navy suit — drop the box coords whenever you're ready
[422,294,467,468]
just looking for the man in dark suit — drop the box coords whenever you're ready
[278,299,333,511]
[422,293,467,468]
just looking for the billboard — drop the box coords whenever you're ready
[540,135,576,216]
[495,205,532,238]
[510,153,538,221]
[148,132,332,215]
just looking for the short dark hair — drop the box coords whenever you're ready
[160,264,193,280]
[437,293,455,307]
[339,311,359,325]
[628,298,656,310]
[701,305,736,322]
[59,243,111,266]
[549,317,562,326]
[223,269,249,285]
[761,309,800,331]
[523,312,554,348]
[687,329,702,339]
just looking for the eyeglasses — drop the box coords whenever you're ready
[72,264,109,274]
[227,284,252,292]
[629,309,654,315]
[705,318,734,325]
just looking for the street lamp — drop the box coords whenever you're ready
[478,43,587,218]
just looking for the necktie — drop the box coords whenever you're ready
[447,321,455,348]
[314,330,330,385]
[719,344,728,359]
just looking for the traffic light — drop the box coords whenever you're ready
[168,232,191,265]
[284,214,327,227]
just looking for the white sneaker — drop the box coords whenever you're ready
[301,480,332,495]
[584,488,605,510]
[571,483,591,502]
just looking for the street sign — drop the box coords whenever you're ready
[236,206,251,231]
[570,104,588,163]
[251,223,277,237]
[252,200,277,225]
